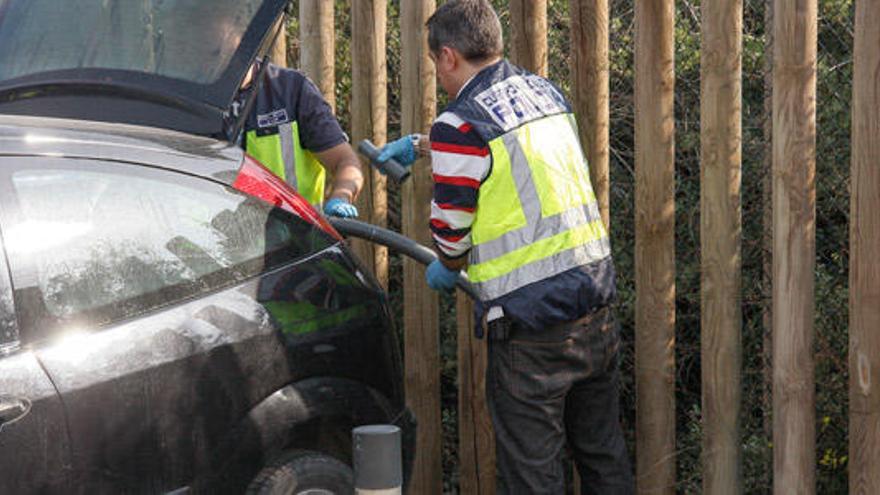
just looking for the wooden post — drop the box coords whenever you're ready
[850,1,880,492]
[771,0,817,493]
[269,16,287,68]
[351,0,388,287]
[634,1,676,493]
[761,0,774,460]
[700,0,743,492]
[401,1,440,493]
[457,295,495,495]
[569,6,609,490]
[509,0,548,76]
[299,0,335,109]
[569,0,610,229]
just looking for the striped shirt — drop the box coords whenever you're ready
[429,111,492,259]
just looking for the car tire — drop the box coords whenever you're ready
[246,450,354,495]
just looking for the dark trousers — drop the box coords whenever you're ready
[486,306,634,495]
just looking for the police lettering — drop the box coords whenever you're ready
[477,76,567,131]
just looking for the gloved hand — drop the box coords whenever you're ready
[377,135,418,167]
[323,197,359,218]
[425,259,459,291]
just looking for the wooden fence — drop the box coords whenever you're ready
[285,1,879,493]
[849,1,879,492]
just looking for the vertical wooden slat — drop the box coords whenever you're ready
[850,1,880,492]
[457,295,495,495]
[299,0,335,109]
[634,1,676,493]
[570,0,611,229]
[509,0,548,76]
[401,1,440,493]
[351,0,388,287]
[269,16,287,68]
[771,0,817,493]
[761,0,774,463]
[700,0,743,492]
[569,4,609,491]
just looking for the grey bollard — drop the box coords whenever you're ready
[352,424,402,495]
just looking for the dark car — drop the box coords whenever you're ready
[0,1,412,493]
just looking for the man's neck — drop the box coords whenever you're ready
[453,57,501,99]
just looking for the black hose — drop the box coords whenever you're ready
[328,217,479,301]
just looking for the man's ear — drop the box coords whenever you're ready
[440,46,458,71]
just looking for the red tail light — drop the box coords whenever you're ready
[232,154,342,241]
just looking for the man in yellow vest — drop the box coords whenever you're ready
[379,1,633,492]
[238,59,363,217]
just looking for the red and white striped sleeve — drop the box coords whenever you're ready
[429,111,492,259]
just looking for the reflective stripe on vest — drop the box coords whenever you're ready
[245,120,326,205]
[467,113,610,301]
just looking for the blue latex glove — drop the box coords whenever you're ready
[323,197,359,218]
[377,135,418,167]
[425,259,459,291]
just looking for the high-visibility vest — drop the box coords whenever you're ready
[245,120,325,206]
[449,62,611,303]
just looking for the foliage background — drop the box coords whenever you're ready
[285,0,854,492]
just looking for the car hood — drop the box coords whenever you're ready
[0,0,287,139]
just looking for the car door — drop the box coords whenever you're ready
[0,157,338,493]
[0,225,72,493]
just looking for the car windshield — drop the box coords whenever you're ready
[0,0,264,85]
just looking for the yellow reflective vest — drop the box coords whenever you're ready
[446,63,612,304]
[467,114,610,301]
[242,63,335,206]
[245,120,325,206]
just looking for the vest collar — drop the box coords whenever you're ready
[455,59,508,102]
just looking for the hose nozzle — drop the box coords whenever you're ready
[357,140,411,183]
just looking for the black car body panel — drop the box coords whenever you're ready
[0,231,72,492]
[0,114,244,179]
[0,120,409,493]
[0,351,73,492]
[31,250,400,493]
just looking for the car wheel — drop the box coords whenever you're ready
[246,450,354,495]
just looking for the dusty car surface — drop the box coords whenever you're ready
[0,1,412,493]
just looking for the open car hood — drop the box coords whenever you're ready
[0,0,288,139]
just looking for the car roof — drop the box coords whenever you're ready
[0,0,288,139]
[0,114,243,184]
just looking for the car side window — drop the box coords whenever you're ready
[4,161,332,341]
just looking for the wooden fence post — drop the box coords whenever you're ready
[509,0,548,76]
[269,16,287,68]
[570,0,610,229]
[700,0,743,492]
[401,1,440,493]
[850,1,880,492]
[351,0,388,287]
[771,0,817,492]
[457,294,495,495]
[761,0,774,466]
[634,1,676,493]
[569,3,609,491]
[299,0,335,109]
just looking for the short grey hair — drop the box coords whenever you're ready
[426,0,503,63]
